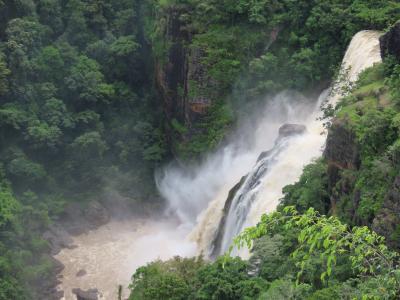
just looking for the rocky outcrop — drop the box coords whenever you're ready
[155,5,214,151]
[373,175,400,249]
[380,22,400,62]
[257,124,306,162]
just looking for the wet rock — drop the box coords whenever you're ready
[84,201,110,228]
[257,124,306,162]
[42,224,74,255]
[72,288,99,300]
[278,123,306,138]
[76,269,87,277]
[380,22,400,62]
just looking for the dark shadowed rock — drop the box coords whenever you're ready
[380,22,400,62]
[72,288,99,300]
[76,269,87,277]
[257,124,306,162]
[278,123,306,138]
[84,201,110,228]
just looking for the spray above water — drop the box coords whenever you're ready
[160,30,383,258]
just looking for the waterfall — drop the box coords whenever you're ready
[158,30,382,258]
[54,30,383,299]
[194,30,382,257]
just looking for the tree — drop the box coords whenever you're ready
[233,207,400,298]
[65,55,114,104]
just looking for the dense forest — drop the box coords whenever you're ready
[1,0,400,299]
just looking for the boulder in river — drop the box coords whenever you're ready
[72,288,99,300]
[76,269,87,277]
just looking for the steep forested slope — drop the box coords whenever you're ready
[0,0,165,298]
[1,0,400,299]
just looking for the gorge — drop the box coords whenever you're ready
[1,1,400,299]
[55,30,382,299]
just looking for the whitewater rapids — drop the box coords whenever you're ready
[55,219,196,299]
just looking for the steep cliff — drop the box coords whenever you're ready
[152,4,218,158]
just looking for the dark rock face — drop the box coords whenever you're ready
[72,288,99,300]
[373,175,400,249]
[380,22,400,62]
[155,5,213,150]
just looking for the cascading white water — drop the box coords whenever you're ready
[55,30,382,299]
[243,30,382,238]
[185,30,383,257]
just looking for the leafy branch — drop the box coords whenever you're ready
[230,207,399,290]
